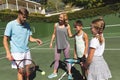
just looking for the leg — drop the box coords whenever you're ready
[24,51,32,80]
[63,44,73,80]
[63,44,71,74]
[48,47,61,79]
[17,72,23,80]
[54,46,61,73]
[17,68,24,80]
[26,65,31,80]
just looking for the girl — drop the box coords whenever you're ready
[84,18,112,80]
[74,20,89,80]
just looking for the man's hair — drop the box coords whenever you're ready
[18,8,29,16]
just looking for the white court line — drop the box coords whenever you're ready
[0,39,50,54]
[31,36,120,49]
[0,57,6,60]
[0,35,120,60]
[105,48,120,50]
[0,48,120,60]
[31,48,120,51]
[0,39,51,59]
[82,24,120,29]
[104,36,120,38]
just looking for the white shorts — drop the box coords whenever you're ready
[11,51,32,69]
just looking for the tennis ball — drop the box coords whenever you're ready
[41,71,45,75]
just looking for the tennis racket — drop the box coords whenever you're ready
[13,59,45,80]
[64,58,80,64]
[58,64,75,80]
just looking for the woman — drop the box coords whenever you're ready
[48,13,73,79]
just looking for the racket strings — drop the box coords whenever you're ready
[15,59,36,76]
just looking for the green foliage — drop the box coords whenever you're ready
[0,3,120,23]
[0,9,12,12]
[29,13,45,17]
[46,0,65,12]
[62,0,104,8]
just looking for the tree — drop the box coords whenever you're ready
[62,0,104,9]
[103,0,120,5]
[46,0,65,12]
[39,0,47,5]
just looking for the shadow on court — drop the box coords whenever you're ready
[50,60,86,80]
[71,67,83,80]
[27,66,42,80]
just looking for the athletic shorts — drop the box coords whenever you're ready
[11,51,32,69]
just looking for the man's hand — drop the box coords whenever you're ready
[36,39,42,45]
[6,52,13,61]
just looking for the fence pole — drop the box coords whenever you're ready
[6,0,8,9]
[16,0,18,10]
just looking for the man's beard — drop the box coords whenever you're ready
[20,20,26,25]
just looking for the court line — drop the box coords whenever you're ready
[0,48,120,60]
[31,35,120,49]
[1,35,120,55]
[83,24,120,29]
[0,39,50,55]
[31,48,120,51]
[0,34,120,59]
[0,57,6,60]
[0,39,51,60]
[105,36,120,38]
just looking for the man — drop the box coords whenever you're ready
[3,8,42,80]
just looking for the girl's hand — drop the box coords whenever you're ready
[49,43,52,48]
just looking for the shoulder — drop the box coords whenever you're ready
[83,31,88,37]
[82,31,88,39]
[90,37,99,48]
[6,20,16,29]
[7,20,16,26]
[91,37,98,43]
[66,24,71,29]
[54,23,58,28]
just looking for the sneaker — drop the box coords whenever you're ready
[68,74,73,80]
[48,73,57,79]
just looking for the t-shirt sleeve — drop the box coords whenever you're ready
[4,22,12,36]
[30,30,32,35]
[26,22,32,36]
[89,38,98,49]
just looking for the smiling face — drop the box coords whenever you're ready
[58,14,64,25]
[58,13,68,26]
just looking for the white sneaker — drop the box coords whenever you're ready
[48,73,57,79]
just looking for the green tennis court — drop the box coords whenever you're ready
[0,14,120,80]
